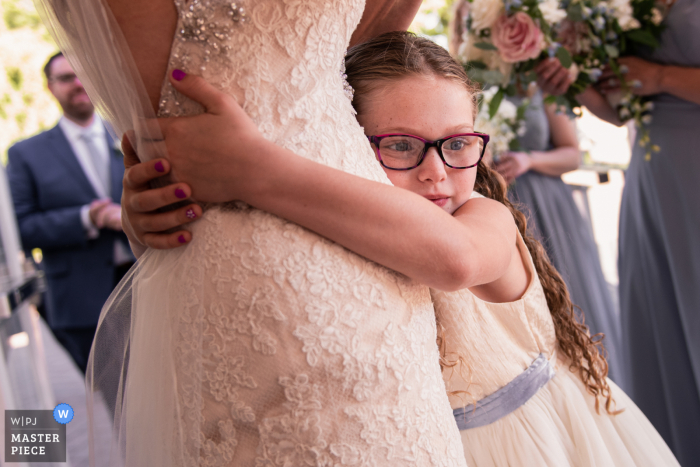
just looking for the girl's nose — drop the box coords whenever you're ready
[417,147,446,183]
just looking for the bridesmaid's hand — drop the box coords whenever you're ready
[596,57,664,96]
[121,133,202,252]
[535,58,574,96]
[492,152,531,184]
[147,70,271,203]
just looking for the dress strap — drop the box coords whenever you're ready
[453,353,555,430]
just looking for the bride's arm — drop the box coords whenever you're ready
[126,73,515,292]
[104,0,177,112]
[350,0,423,47]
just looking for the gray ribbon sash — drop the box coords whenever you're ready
[453,353,555,430]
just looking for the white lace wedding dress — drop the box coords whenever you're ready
[34,0,467,465]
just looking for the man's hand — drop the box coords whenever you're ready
[89,199,112,227]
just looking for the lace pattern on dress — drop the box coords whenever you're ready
[144,1,467,464]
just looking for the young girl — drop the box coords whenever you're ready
[121,32,679,466]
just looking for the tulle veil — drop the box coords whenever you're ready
[32,1,184,465]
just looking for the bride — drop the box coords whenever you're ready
[34,0,468,465]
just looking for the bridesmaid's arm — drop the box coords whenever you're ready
[634,60,700,105]
[351,0,423,47]
[492,102,579,183]
[579,57,700,125]
[529,103,581,177]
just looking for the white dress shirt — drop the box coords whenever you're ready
[59,115,132,265]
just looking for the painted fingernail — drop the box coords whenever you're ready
[178,234,187,244]
[175,188,187,199]
[172,69,186,81]
[154,161,165,173]
[185,209,197,219]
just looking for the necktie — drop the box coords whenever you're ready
[81,132,110,198]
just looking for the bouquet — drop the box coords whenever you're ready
[475,87,528,161]
[457,0,666,158]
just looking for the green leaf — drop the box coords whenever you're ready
[473,42,498,51]
[567,3,584,22]
[625,29,659,48]
[543,95,558,106]
[555,47,573,69]
[467,60,488,70]
[516,103,528,120]
[482,70,505,85]
[604,44,619,58]
[6,68,23,91]
[488,88,505,119]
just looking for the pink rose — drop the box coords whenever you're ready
[491,12,543,63]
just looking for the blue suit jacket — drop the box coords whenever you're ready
[7,123,130,329]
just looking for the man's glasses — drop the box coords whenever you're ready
[49,73,80,84]
[367,133,490,170]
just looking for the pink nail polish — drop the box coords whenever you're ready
[175,188,187,199]
[172,69,186,81]
[185,209,197,219]
[154,161,165,173]
[178,234,187,244]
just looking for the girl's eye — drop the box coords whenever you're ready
[445,137,474,152]
[448,140,465,151]
[385,140,416,152]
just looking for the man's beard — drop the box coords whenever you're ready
[63,90,94,121]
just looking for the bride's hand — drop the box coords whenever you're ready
[121,133,202,251]
[149,70,271,203]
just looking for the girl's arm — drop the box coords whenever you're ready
[493,102,580,183]
[129,73,517,292]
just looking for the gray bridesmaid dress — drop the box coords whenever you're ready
[618,1,700,464]
[505,92,626,388]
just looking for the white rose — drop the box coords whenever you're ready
[498,99,517,120]
[538,0,567,25]
[607,0,640,31]
[469,0,505,31]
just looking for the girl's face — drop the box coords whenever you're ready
[357,75,477,215]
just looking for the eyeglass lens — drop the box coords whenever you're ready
[377,135,484,169]
[51,74,79,84]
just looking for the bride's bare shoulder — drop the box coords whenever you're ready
[105,0,178,111]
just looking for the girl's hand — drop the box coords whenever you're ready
[493,152,531,184]
[535,58,574,97]
[121,134,202,254]
[145,70,271,203]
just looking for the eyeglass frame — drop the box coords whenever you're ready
[367,132,490,171]
[48,73,80,85]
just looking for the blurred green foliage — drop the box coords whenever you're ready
[3,0,41,30]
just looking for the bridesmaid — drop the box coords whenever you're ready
[578,0,700,464]
[449,2,626,388]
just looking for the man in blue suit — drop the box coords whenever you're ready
[7,52,133,373]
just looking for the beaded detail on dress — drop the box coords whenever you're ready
[132,0,467,465]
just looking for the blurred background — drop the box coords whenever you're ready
[0,0,631,287]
